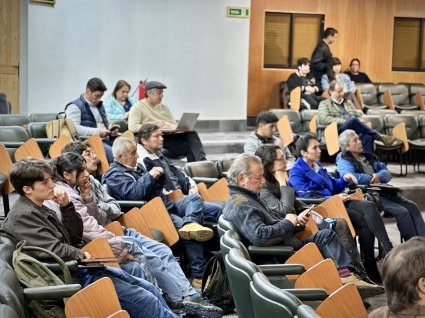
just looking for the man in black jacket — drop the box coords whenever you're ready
[310,27,338,83]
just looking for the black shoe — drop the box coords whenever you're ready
[163,293,185,313]
[183,296,223,318]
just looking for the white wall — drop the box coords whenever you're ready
[25,0,250,120]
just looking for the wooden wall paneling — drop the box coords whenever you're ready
[0,0,20,113]
[247,0,425,117]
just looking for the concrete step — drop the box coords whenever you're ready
[199,131,250,156]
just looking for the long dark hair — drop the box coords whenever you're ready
[255,144,281,198]
[50,152,86,185]
[327,57,342,82]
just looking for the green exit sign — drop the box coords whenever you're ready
[227,7,250,18]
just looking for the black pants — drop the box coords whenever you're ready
[163,131,206,162]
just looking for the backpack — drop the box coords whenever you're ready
[46,112,79,141]
[12,240,73,318]
[201,252,235,314]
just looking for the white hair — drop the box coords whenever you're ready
[112,137,136,159]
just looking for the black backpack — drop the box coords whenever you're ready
[201,252,235,315]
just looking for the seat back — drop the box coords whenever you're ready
[184,160,220,179]
[29,113,57,122]
[279,81,288,108]
[139,197,179,246]
[355,83,380,106]
[48,135,71,159]
[220,230,250,259]
[199,178,229,202]
[411,84,425,110]
[316,283,367,318]
[250,272,300,318]
[0,145,15,195]
[361,115,385,133]
[300,110,319,133]
[14,138,44,161]
[378,83,410,107]
[0,115,30,127]
[26,122,48,138]
[384,114,420,140]
[218,215,237,237]
[295,259,342,294]
[0,126,29,143]
[109,119,128,133]
[118,207,154,240]
[65,277,124,318]
[366,108,397,119]
[225,248,261,318]
[86,135,109,175]
[0,93,11,114]
[217,158,235,178]
[419,114,425,138]
[297,304,321,318]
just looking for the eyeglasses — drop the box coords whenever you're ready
[274,157,286,162]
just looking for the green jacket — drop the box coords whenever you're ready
[318,98,362,125]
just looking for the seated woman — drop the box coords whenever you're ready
[103,80,137,121]
[255,144,370,281]
[289,134,393,283]
[344,58,372,84]
[321,57,362,109]
[337,129,425,241]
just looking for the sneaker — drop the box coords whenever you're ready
[341,273,385,299]
[191,278,202,289]
[162,293,185,314]
[183,296,223,318]
[178,222,214,242]
[379,134,398,146]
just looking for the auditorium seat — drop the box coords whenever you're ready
[378,83,419,111]
[0,115,30,127]
[355,83,387,112]
[29,113,57,122]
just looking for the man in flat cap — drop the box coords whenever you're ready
[128,81,206,162]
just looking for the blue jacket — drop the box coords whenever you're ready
[336,151,392,185]
[102,161,176,212]
[289,157,347,198]
[66,95,109,128]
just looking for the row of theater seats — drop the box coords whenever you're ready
[218,216,369,318]
[280,81,425,113]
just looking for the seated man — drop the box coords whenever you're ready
[244,111,295,169]
[336,129,425,241]
[370,237,425,317]
[318,80,396,154]
[222,153,381,296]
[103,137,215,288]
[128,80,206,162]
[65,77,117,163]
[1,158,175,318]
[61,140,221,316]
[287,57,324,110]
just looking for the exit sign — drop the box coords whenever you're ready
[227,7,250,18]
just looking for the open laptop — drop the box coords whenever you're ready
[162,112,199,133]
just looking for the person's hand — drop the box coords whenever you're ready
[124,253,137,262]
[370,173,380,184]
[274,170,287,186]
[337,193,350,202]
[189,187,199,195]
[149,167,164,179]
[99,128,111,137]
[52,188,70,207]
[285,213,298,226]
[83,252,92,259]
[79,178,91,199]
[305,86,316,94]
[273,137,284,147]
[343,173,358,185]
[297,209,310,226]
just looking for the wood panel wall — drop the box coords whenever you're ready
[247,0,425,117]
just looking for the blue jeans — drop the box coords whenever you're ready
[123,228,198,300]
[379,193,425,240]
[338,116,379,154]
[102,140,113,163]
[301,229,352,269]
[78,266,175,318]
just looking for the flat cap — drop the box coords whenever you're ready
[145,81,167,91]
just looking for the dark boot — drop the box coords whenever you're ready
[380,241,393,259]
[347,247,368,279]
[363,258,382,284]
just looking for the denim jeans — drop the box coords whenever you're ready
[78,266,175,318]
[102,140,113,163]
[379,193,425,240]
[170,213,206,278]
[122,228,198,300]
[301,229,352,269]
[338,116,379,154]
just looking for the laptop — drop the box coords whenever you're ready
[162,112,199,133]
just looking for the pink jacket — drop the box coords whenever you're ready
[45,181,128,258]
